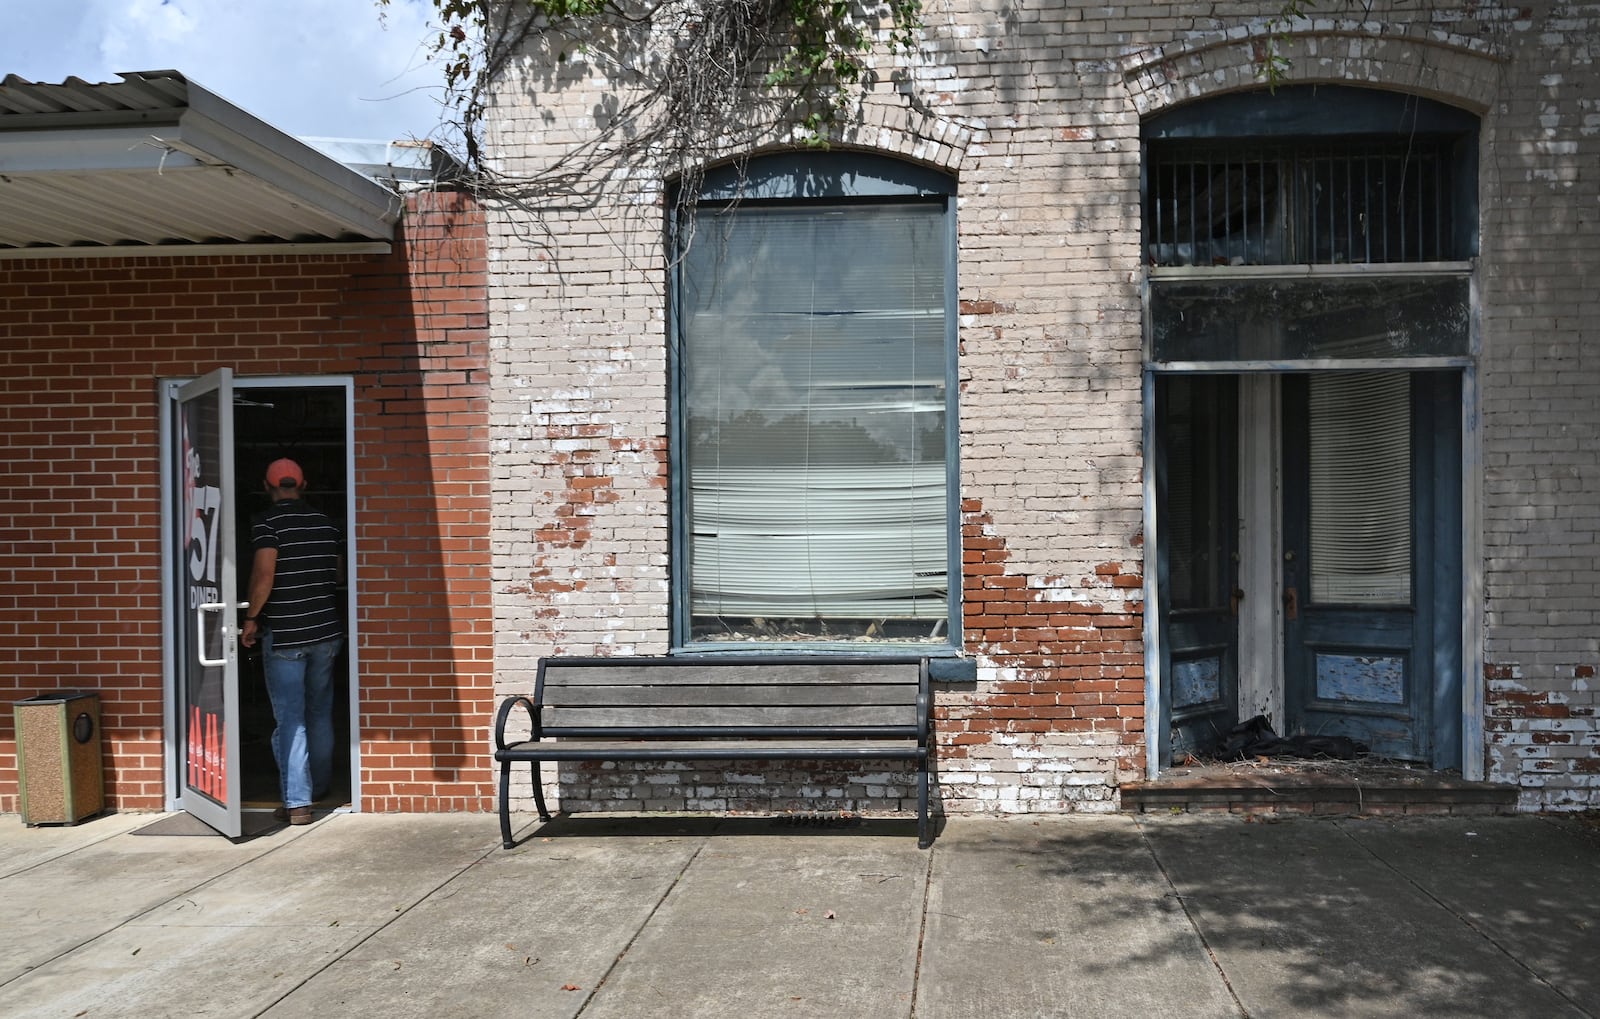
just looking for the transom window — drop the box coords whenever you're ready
[1144,84,1479,269]
[1147,138,1461,267]
[671,154,958,648]
[1144,86,1479,367]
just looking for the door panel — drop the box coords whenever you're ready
[1155,375,1239,763]
[171,369,244,837]
[1283,372,1459,763]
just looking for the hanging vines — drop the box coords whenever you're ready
[388,0,923,218]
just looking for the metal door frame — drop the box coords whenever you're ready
[160,369,243,835]
[160,374,361,816]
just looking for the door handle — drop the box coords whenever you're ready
[1284,586,1298,621]
[195,601,247,667]
[1230,587,1245,615]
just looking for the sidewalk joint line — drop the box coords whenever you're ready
[0,816,345,996]
[1334,819,1598,1019]
[253,819,506,1015]
[571,834,708,1015]
[1135,817,1252,1019]
[907,837,937,1019]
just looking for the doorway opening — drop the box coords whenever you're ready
[231,382,356,816]
[1152,370,1463,773]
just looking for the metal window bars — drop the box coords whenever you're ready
[1147,139,1456,267]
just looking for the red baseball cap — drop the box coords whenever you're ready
[265,458,305,488]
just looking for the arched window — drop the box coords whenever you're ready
[670,153,958,648]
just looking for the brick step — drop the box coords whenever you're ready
[1121,768,1520,816]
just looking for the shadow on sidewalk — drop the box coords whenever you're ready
[515,811,928,843]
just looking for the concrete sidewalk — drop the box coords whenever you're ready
[1,809,1595,1019]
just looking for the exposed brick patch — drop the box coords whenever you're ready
[554,760,921,817]
[539,456,620,549]
[959,299,1011,316]
[937,499,1145,813]
[1486,660,1600,811]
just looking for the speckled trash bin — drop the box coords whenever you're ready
[14,691,104,826]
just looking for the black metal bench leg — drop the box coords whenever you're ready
[499,758,515,850]
[530,760,551,821]
[917,759,931,849]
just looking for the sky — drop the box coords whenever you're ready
[0,0,449,145]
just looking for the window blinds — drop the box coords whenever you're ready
[1308,372,1412,604]
[681,202,948,630]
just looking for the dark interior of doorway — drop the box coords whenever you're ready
[231,385,351,813]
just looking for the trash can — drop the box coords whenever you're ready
[14,691,104,826]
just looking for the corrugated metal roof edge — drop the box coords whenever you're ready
[0,69,190,121]
[0,70,409,239]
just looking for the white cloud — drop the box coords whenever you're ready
[0,0,449,144]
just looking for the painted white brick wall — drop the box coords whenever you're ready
[485,1,1600,815]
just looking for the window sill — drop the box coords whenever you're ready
[669,644,976,682]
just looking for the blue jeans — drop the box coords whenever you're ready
[262,632,343,809]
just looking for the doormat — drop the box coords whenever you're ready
[130,811,281,838]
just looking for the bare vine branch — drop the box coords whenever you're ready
[389,0,923,226]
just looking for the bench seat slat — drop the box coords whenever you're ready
[538,725,919,739]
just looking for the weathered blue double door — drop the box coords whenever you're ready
[1157,372,1462,767]
[1154,375,1239,765]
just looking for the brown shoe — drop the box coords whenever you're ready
[287,807,314,825]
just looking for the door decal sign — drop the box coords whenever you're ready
[188,704,228,799]
[179,400,230,808]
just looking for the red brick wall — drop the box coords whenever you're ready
[0,190,493,814]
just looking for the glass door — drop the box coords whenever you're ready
[168,368,244,837]
[1281,372,1460,762]
[1154,375,1240,763]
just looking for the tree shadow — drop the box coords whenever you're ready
[919,814,1596,1017]
[987,814,1600,1018]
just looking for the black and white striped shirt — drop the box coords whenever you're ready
[252,499,342,648]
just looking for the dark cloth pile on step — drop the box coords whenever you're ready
[1213,714,1368,762]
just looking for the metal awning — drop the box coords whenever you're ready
[0,70,401,258]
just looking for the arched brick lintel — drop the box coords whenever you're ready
[678,95,974,190]
[1121,19,1508,119]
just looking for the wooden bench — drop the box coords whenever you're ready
[494,655,933,849]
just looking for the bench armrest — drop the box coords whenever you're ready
[494,695,539,751]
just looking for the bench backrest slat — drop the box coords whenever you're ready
[549,683,920,708]
[545,704,917,729]
[534,656,928,734]
[541,662,922,686]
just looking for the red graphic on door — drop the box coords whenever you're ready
[187,705,227,800]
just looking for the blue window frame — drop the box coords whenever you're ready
[669,153,960,649]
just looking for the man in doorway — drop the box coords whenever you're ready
[240,458,344,826]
